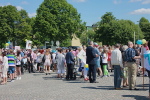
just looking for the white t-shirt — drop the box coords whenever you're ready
[102,53,108,63]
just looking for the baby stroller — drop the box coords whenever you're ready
[21,58,28,74]
[39,62,44,73]
[72,67,77,80]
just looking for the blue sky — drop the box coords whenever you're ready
[0,0,150,26]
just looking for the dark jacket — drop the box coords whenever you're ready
[65,52,75,64]
[86,46,97,64]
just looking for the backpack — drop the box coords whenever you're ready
[42,55,45,63]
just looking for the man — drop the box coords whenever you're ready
[86,41,98,83]
[65,48,75,80]
[111,44,123,90]
[27,49,34,73]
[124,42,141,90]
[7,50,16,82]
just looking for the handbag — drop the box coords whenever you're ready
[16,59,21,65]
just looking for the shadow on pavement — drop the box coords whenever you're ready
[136,84,149,88]
[42,76,62,80]
[122,95,149,100]
[81,86,115,90]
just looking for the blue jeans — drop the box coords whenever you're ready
[114,65,122,88]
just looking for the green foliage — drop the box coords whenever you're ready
[95,12,143,45]
[139,17,150,41]
[0,5,32,47]
[80,29,96,45]
[34,0,86,45]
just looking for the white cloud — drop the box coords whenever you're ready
[21,1,28,5]
[28,13,36,18]
[16,6,23,11]
[142,0,150,4]
[129,0,142,2]
[130,8,150,14]
[0,2,11,7]
[73,0,86,2]
[113,0,122,4]
[129,0,150,4]
[0,4,4,7]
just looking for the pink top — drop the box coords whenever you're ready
[145,46,149,51]
[31,52,37,60]
[75,50,79,56]
[72,51,76,56]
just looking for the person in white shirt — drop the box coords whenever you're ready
[1,52,8,85]
[111,44,123,90]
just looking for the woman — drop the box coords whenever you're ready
[102,49,109,77]
[16,50,22,80]
[141,42,149,76]
[56,49,66,78]
[77,46,88,81]
[144,41,150,98]
[1,52,8,84]
[52,50,56,72]
[107,46,112,72]
[36,50,41,72]
[0,50,3,82]
[44,49,51,75]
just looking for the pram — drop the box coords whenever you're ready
[21,58,28,74]
[73,67,77,80]
[39,62,44,73]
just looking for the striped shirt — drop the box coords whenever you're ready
[7,54,16,67]
[124,48,136,62]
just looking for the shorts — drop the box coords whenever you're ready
[96,60,101,68]
[58,69,65,74]
[16,65,21,67]
[9,66,15,74]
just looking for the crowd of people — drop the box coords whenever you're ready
[0,40,150,98]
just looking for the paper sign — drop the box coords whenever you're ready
[15,46,20,51]
[26,40,32,49]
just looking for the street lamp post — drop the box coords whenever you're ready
[137,21,140,39]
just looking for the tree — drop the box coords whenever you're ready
[33,0,86,45]
[14,9,32,46]
[95,12,143,45]
[139,17,150,41]
[0,5,33,47]
[100,12,116,24]
[0,5,19,46]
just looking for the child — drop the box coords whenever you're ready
[102,49,109,77]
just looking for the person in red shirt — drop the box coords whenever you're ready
[107,46,112,72]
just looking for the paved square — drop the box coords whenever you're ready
[0,71,149,100]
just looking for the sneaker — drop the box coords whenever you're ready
[97,75,100,77]
[104,75,108,77]
[16,77,19,80]
[19,77,21,80]
[10,80,14,82]
[84,78,89,81]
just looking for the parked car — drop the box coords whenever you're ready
[68,46,80,50]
